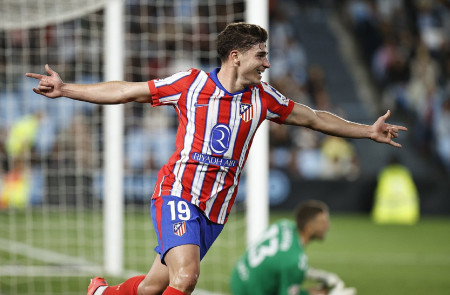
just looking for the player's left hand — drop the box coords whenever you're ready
[369,110,407,148]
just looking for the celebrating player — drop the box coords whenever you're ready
[230,200,356,295]
[26,22,406,295]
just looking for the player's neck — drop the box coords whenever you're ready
[217,65,246,94]
[299,232,309,247]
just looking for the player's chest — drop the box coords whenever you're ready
[185,91,262,127]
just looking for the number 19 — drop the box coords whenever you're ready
[168,200,191,221]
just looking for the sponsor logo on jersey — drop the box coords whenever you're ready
[240,103,254,122]
[210,124,231,155]
[191,152,237,167]
[173,221,186,237]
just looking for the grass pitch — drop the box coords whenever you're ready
[1,210,449,295]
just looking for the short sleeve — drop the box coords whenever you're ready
[260,82,295,124]
[148,69,197,107]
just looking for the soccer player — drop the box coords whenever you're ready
[230,200,356,295]
[26,23,406,295]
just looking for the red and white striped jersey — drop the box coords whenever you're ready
[148,68,294,224]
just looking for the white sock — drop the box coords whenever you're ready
[94,286,108,295]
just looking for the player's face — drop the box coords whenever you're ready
[309,212,330,241]
[238,43,270,86]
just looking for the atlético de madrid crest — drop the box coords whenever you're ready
[240,103,254,122]
[173,221,186,237]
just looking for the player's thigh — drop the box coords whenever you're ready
[138,255,169,295]
[164,243,201,279]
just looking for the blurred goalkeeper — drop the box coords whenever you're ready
[231,200,356,295]
[26,22,404,295]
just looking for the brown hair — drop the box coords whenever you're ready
[217,22,268,62]
[295,200,329,231]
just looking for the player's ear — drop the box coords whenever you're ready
[231,50,240,66]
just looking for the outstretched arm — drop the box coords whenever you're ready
[25,64,152,104]
[284,102,407,148]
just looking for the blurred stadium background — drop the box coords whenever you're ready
[1,0,449,294]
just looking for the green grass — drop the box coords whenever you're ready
[1,210,449,295]
[300,214,450,295]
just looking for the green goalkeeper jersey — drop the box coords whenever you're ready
[230,219,309,295]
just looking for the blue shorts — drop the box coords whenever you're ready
[151,195,224,264]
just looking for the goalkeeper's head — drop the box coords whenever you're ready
[295,200,330,244]
[217,22,268,63]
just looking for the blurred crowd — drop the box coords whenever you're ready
[0,0,245,207]
[1,0,449,208]
[268,0,361,181]
[337,0,450,172]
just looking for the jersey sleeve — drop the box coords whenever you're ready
[148,68,198,107]
[278,255,308,295]
[260,82,295,124]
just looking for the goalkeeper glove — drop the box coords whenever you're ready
[328,285,357,295]
[306,268,344,289]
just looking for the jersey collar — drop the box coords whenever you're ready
[209,68,250,96]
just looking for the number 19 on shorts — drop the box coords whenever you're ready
[167,200,191,221]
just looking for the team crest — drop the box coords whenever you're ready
[240,103,254,122]
[173,221,187,237]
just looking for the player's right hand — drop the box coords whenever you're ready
[25,64,64,98]
[321,273,344,289]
